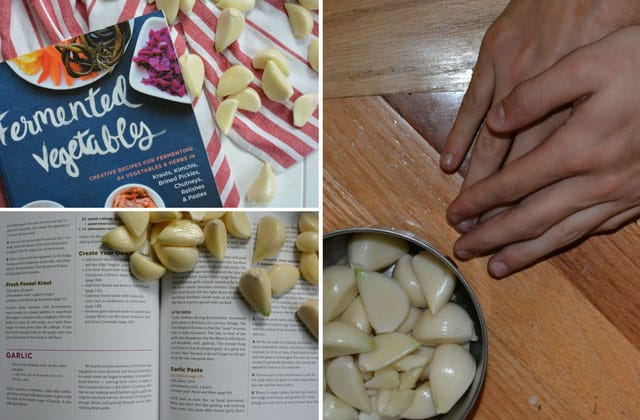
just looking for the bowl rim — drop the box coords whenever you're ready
[324,226,488,418]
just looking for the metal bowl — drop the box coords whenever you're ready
[324,227,488,419]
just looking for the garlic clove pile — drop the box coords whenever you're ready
[393,254,427,308]
[325,356,371,413]
[348,233,409,271]
[324,321,376,359]
[412,302,478,345]
[358,332,420,372]
[323,265,357,322]
[412,251,456,315]
[356,270,409,333]
[429,343,476,414]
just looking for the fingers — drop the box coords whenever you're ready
[446,112,590,228]
[486,202,622,278]
[486,48,596,134]
[452,175,593,259]
[441,57,495,173]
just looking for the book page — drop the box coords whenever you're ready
[159,212,318,420]
[0,212,159,420]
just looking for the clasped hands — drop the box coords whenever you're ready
[440,0,640,278]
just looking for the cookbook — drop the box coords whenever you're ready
[0,11,222,208]
[0,211,318,420]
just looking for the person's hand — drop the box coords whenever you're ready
[441,0,640,193]
[447,25,640,278]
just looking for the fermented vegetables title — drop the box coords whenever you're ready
[0,75,166,178]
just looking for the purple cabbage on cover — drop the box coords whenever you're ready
[133,27,187,97]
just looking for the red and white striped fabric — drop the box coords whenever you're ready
[0,0,319,207]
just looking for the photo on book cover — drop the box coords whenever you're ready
[0,11,222,208]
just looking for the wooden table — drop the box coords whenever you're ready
[323,1,640,418]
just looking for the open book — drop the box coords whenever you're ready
[0,211,318,419]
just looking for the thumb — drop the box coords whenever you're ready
[487,49,595,133]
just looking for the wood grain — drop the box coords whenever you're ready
[323,96,640,418]
[324,0,508,98]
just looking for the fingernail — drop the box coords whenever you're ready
[455,249,474,260]
[489,260,508,278]
[488,104,505,128]
[455,219,475,233]
[441,153,454,171]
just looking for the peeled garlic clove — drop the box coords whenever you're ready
[217,65,253,97]
[295,231,318,252]
[399,367,424,391]
[364,368,399,390]
[149,221,170,245]
[149,211,182,223]
[293,93,318,127]
[325,356,371,413]
[429,344,476,414]
[188,211,207,222]
[223,211,252,239]
[412,252,456,315]
[356,270,409,333]
[358,332,420,372]
[215,7,245,52]
[393,254,427,308]
[227,87,261,112]
[323,265,357,322]
[253,215,286,262]
[392,353,430,372]
[202,211,226,221]
[129,251,167,282]
[204,219,227,260]
[102,225,146,253]
[156,0,180,24]
[118,211,149,238]
[252,48,290,76]
[238,267,271,316]
[178,53,205,97]
[179,0,196,14]
[261,60,293,102]
[348,233,409,271]
[153,244,199,272]
[296,299,318,340]
[395,306,423,335]
[323,392,359,420]
[377,389,414,418]
[299,251,319,285]
[401,382,437,419]
[412,302,477,345]
[215,0,254,12]
[268,263,300,296]
[215,98,239,135]
[246,162,277,204]
[308,38,319,72]
[284,3,313,39]
[298,0,318,9]
[157,219,204,246]
[338,296,371,334]
[324,321,376,359]
[298,212,318,232]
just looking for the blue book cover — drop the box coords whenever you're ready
[0,11,222,208]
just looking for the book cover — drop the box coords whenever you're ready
[0,11,222,208]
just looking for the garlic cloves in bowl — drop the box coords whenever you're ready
[429,343,476,415]
[325,356,371,413]
[412,251,456,315]
[356,269,409,333]
[348,232,409,271]
[324,321,376,359]
[323,265,357,322]
[412,302,478,345]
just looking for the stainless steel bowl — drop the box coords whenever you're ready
[324,227,488,419]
